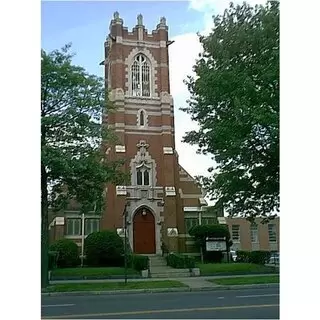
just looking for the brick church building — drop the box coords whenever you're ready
[49,13,217,254]
[101,12,209,254]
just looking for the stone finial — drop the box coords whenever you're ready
[160,17,166,26]
[137,13,143,26]
[157,16,168,30]
[112,11,123,25]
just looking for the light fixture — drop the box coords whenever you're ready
[142,209,147,216]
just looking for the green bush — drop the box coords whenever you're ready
[237,250,271,265]
[49,239,79,268]
[250,251,271,264]
[128,255,149,271]
[84,230,124,267]
[166,253,195,269]
[236,251,251,263]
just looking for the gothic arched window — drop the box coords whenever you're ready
[139,110,145,126]
[136,166,150,186]
[131,54,151,97]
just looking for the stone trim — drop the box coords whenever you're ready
[116,186,127,195]
[163,147,173,154]
[130,140,157,187]
[125,47,158,97]
[127,202,163,254]
[165,186,176,196]
[136,109,148,127]
[125,109,171,116]
[124,97,162,105]
[115,145,126,153]
[125,131,173,136]
[183,207,202,212]
[122,38,162,48]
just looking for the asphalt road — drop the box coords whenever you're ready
[42,286,279,319]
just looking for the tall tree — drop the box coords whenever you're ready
[182,1,279,221]
[41,44,126,288]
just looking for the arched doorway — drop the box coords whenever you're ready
[133,207,156,254]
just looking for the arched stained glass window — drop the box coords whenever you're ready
[131,54,151,97]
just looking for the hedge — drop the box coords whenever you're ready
[237,250,271,265]
[166,253,195,269]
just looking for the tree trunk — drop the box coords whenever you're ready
[41,163,49,289]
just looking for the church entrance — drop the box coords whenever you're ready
[133,207,156,254]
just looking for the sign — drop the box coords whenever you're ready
[206,240,227,251]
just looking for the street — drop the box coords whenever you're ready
[42,286,279,319]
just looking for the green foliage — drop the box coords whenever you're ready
[49,239,79,268]
[189,225,232,263]
[41,44,128,214]
[84,230,124,267]
[237,250,271,265]
[41,44,128,287]
[181,1,279,220]
[190,224,232,247]
[128,255,149,271]
[166,253,196,269]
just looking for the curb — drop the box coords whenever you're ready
[41,283,279,297]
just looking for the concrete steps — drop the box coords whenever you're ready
[147,255,191,278]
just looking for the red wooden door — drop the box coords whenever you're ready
[133,208,156,254]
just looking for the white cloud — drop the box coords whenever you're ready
[169,32,214,198]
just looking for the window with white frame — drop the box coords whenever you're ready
[250,224,259,243]
[85,218,100,236]
[202,218,217,225]
[231,225,240,242]
[185,218,198,234]
[268,224,277,243]
[66,218,81,236]
[131,54,151,97]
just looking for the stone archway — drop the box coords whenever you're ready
[133,207,156,254]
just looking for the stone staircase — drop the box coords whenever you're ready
[148,255,191,278]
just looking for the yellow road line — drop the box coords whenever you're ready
[42,303,279,319]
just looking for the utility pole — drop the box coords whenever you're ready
[81,212,85,267]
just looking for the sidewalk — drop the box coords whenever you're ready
[49,273,277,287]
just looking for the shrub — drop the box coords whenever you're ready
[250,251,271,265]
[84,230,124,267]
[237,250,271,265]
[128,255,149,271]
[49,239,79,268]
[236,251,251,263]
[166,253,195,269]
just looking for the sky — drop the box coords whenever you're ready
[42,0,266,203]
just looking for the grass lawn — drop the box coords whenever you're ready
[197,263,277,275]
[209,275,280,285]
[51,267,139,277]
[44,280,188,292]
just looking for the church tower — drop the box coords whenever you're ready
[102,13,207,254]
